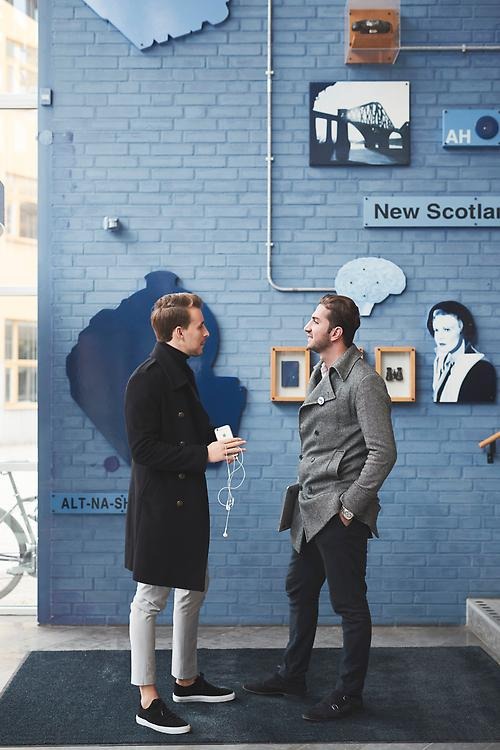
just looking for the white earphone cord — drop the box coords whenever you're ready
[217,451,245,537]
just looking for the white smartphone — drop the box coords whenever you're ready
[214,424,234,441]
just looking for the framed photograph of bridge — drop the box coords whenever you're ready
[310,81,410,167]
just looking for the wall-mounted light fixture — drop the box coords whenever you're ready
[102,216,120,231]
[345,0,400,64]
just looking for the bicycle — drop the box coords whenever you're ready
[0,461,37,600]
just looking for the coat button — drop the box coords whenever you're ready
[176,500,184,508]
[178,411,185,418]
[310,457,315,462]
[317,396,325,405]
[299,454,303,460]
[314,429,319,436]
[178,473,186,480]
[179,441,185,447]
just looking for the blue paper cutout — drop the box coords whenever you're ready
[81,0,230,49]
[66,271,246,464]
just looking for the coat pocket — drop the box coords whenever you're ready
[327,449,345,479]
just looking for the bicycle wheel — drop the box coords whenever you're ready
[0,508,28,600]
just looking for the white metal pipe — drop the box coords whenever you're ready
[401,44,500,52]
[265,0,333,293]
[265,4,500,293]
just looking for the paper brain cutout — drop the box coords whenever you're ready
[334,257,406,316]
[82,0,230,49]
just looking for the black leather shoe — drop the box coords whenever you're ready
[302,692,363,721]
[243,672,306,697]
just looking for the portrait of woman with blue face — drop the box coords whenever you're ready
[427,301,496,403]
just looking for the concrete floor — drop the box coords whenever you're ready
[0,616,499,750]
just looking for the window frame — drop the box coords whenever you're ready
[4,318,37,409]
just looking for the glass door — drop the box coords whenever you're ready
[0,0,38,610]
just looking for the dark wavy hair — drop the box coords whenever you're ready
[319,294,360,347]
[426,300,477,346]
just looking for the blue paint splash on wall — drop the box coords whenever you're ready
[81,0,230,49]
[66,270,246,464]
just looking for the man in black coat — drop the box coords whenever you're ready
[125,292,245,735]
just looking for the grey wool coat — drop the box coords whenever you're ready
[284,344,397,552]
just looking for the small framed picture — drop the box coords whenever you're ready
[271,347,311,402]
[375,346,416,402]
[310,81,410,167]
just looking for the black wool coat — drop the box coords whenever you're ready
[124,342,214,591]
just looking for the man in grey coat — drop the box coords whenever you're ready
[244,294,396,722]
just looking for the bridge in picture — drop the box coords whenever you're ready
[311,101,409,164]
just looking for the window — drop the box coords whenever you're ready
[3,174,37,240]
[4,0,38,22]
[19,200,36,238]
[4,319,37,406]
[5,38,37,93]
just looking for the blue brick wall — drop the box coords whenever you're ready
[38,0,500,624]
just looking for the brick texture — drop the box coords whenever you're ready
[38,0,500,624]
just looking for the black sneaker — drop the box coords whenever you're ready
[172,673,236,703]
[302,692,363,722]
[243,671,306,697]
[136,698,191,734]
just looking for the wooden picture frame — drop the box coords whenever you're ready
[271,347,311,402]
[375,346,416,402]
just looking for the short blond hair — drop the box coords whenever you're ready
[151,293,203,342]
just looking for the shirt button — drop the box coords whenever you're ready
[314,430,319,436]
[179,441,185,447]
[178,473,186,480]
[176,500,184,508]
[178,411,185,418]
[317,397,325,405]
[311,457,315,462]
[299,454,303,460]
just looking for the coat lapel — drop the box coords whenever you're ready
[302,364,336,408]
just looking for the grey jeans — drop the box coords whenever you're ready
[129,575,208,685]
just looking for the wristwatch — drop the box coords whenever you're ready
[341,505,354,521]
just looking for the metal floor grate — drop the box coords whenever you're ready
[474,599,500,623]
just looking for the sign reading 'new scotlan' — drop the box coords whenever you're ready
[364,196,500,227]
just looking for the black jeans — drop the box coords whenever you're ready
[280,514,371,697]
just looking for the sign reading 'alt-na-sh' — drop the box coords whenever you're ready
[364,196,500,227]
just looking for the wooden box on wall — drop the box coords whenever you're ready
[375,346,416,402]
[345,0,400,64]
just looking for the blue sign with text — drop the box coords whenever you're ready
[364,196,500,227]
[442,109,500,148]
[51,492,128,514]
